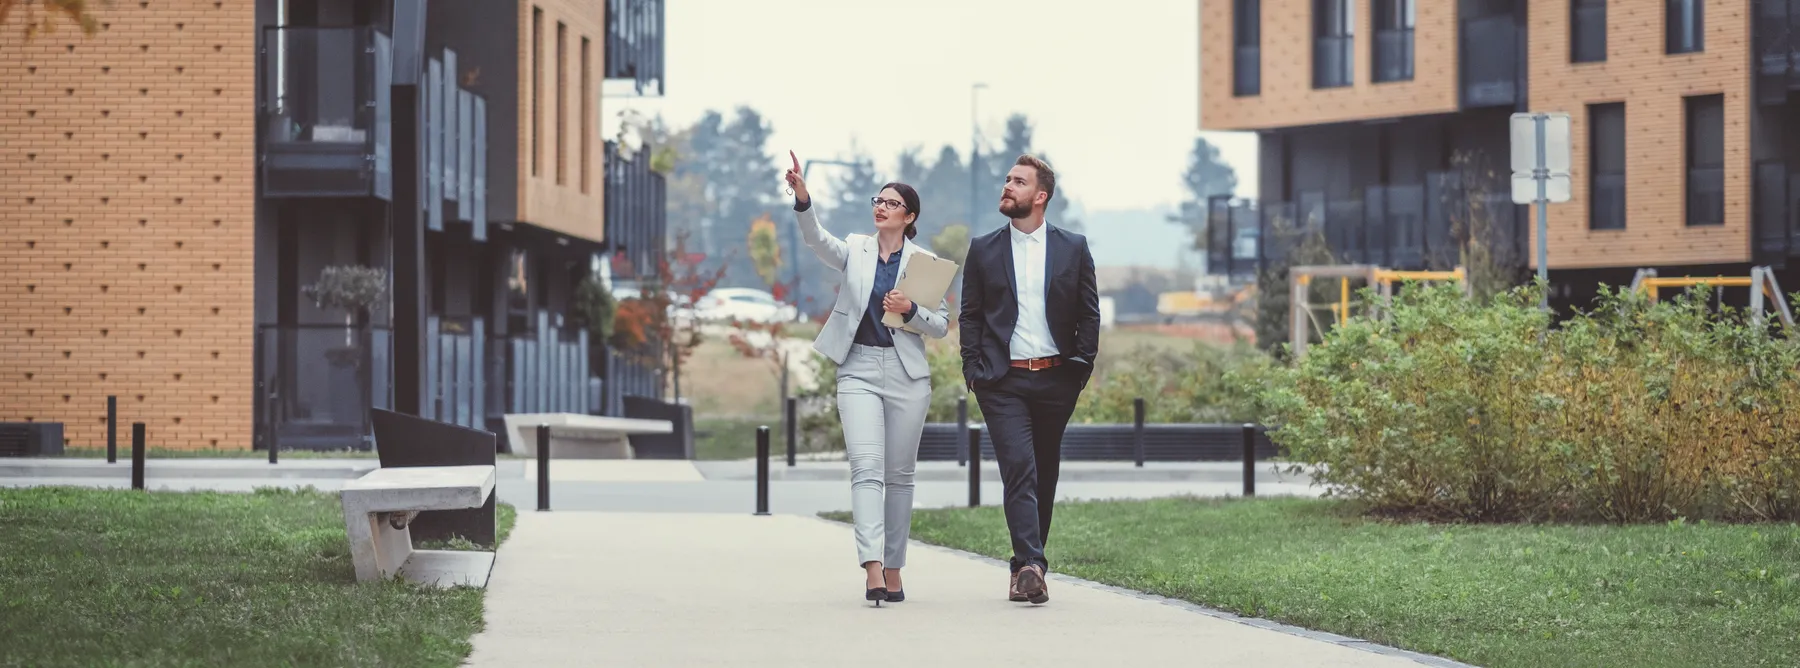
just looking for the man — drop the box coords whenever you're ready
[959,154,1100,605]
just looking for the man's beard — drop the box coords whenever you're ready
[998,196,1032,219]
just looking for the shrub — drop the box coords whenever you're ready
[1255,280,1800,523]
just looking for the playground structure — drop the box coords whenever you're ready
[1628,266,1796,330]
[1288,265,1468,358]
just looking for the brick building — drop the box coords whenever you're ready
[1199,0,1796,311]
[1,0,669,451]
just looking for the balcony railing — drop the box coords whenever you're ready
[1755,0,1800,104]
[1755,161,1789,260]
[1313,35,1353,89]
[255,324,392,451]
[1460,15,1518,107]
[509,311,601,416]
[604,140,668,281]
[606,0,665,95]
[1204,172,1525,277]
[1687,167,1725,227]
[1590,173,1626,230]
[259,26,392,199]
[426,50,489,238]
[1233,45,1260,96]
[1373,29,1414,82]
[425,316,488,431]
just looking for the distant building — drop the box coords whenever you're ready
[1200,1,1789,311]
[0,0,669,450]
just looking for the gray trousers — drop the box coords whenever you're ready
[836,344,931,568]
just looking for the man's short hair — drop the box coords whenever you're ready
[1015,154,1056,204]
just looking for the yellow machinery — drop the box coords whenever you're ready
[1289,265,1468,358]
[1629,266,1795,329]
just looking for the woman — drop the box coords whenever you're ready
[785,151,950,606]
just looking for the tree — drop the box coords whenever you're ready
[1445,149,1526,301]
[1169,137,1240,251]
[728,217,803,418]
[0,0,100,40]
[1253,212,1334,356]
[664,107,778,289]
[747,213,782,287]
[610,229,728,401]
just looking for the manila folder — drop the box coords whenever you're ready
[882,254,960,332]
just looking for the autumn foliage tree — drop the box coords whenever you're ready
[610,228,727,400]
[728,215,802,391]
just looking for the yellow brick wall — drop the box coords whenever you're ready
[1527,0,1751,269]
[0,1,256,449]
[1200,0,1461,132]
[517,0,605,243]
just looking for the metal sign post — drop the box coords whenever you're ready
[1510,112,1572,310]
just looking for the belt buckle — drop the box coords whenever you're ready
[1029,357,1051,371]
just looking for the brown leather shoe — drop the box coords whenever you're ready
[1008,570,1027,602]
[1016,565,1048,604]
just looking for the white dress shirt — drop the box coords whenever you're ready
[1008,222,1061,360]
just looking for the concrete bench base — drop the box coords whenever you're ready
[340,465,497,589]
[502,413,674,459]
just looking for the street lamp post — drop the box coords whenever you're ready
[970,83,987,238]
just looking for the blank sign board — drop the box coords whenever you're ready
[1510,112,1572,175]
[1512,173,1572,204]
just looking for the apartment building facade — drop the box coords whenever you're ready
[1,0,668,450]
[1201,0,1779,310]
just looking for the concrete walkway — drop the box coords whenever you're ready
[464,512,1451,668]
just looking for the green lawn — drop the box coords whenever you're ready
[0,486,517,667]
[847,497,1800,668]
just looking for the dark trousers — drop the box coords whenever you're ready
[974,363,1083,573]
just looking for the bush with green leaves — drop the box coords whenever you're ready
[1255,281,1800,523]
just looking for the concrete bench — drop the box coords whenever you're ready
[501,413,673,459]
[340,465,496,588]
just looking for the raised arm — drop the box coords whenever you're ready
[792,198,850,272]
[786,152,850,272]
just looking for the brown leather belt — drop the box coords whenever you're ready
[1010,356,1062,371]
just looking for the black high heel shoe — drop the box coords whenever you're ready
[865,587,888,606]
[885,589,905,603]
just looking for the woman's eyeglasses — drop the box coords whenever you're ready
[871,196,907,211]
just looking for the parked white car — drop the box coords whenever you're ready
[695,288,799,324]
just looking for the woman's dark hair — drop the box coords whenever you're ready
[882,182,921,239]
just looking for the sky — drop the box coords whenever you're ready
[602,0,1259,214]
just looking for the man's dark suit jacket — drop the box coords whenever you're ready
[958,223,1101,388]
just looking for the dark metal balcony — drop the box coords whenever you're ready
[1313,36,1353,89]
[603,140,668,281]
[1687,167,1726,227]
[1373,29,1414,82]
[1590,173,1626,230]
[1460,15,1518,108]
[425,316,488,431]
[426,50,489,239]
[606,0,665,95]
[1755,0,1800,104]
[1202,173,1526,277]
[259,26,392,199]
[1754,161,1789,261]
[1234,45,1261,96]
[507,311,601,416]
